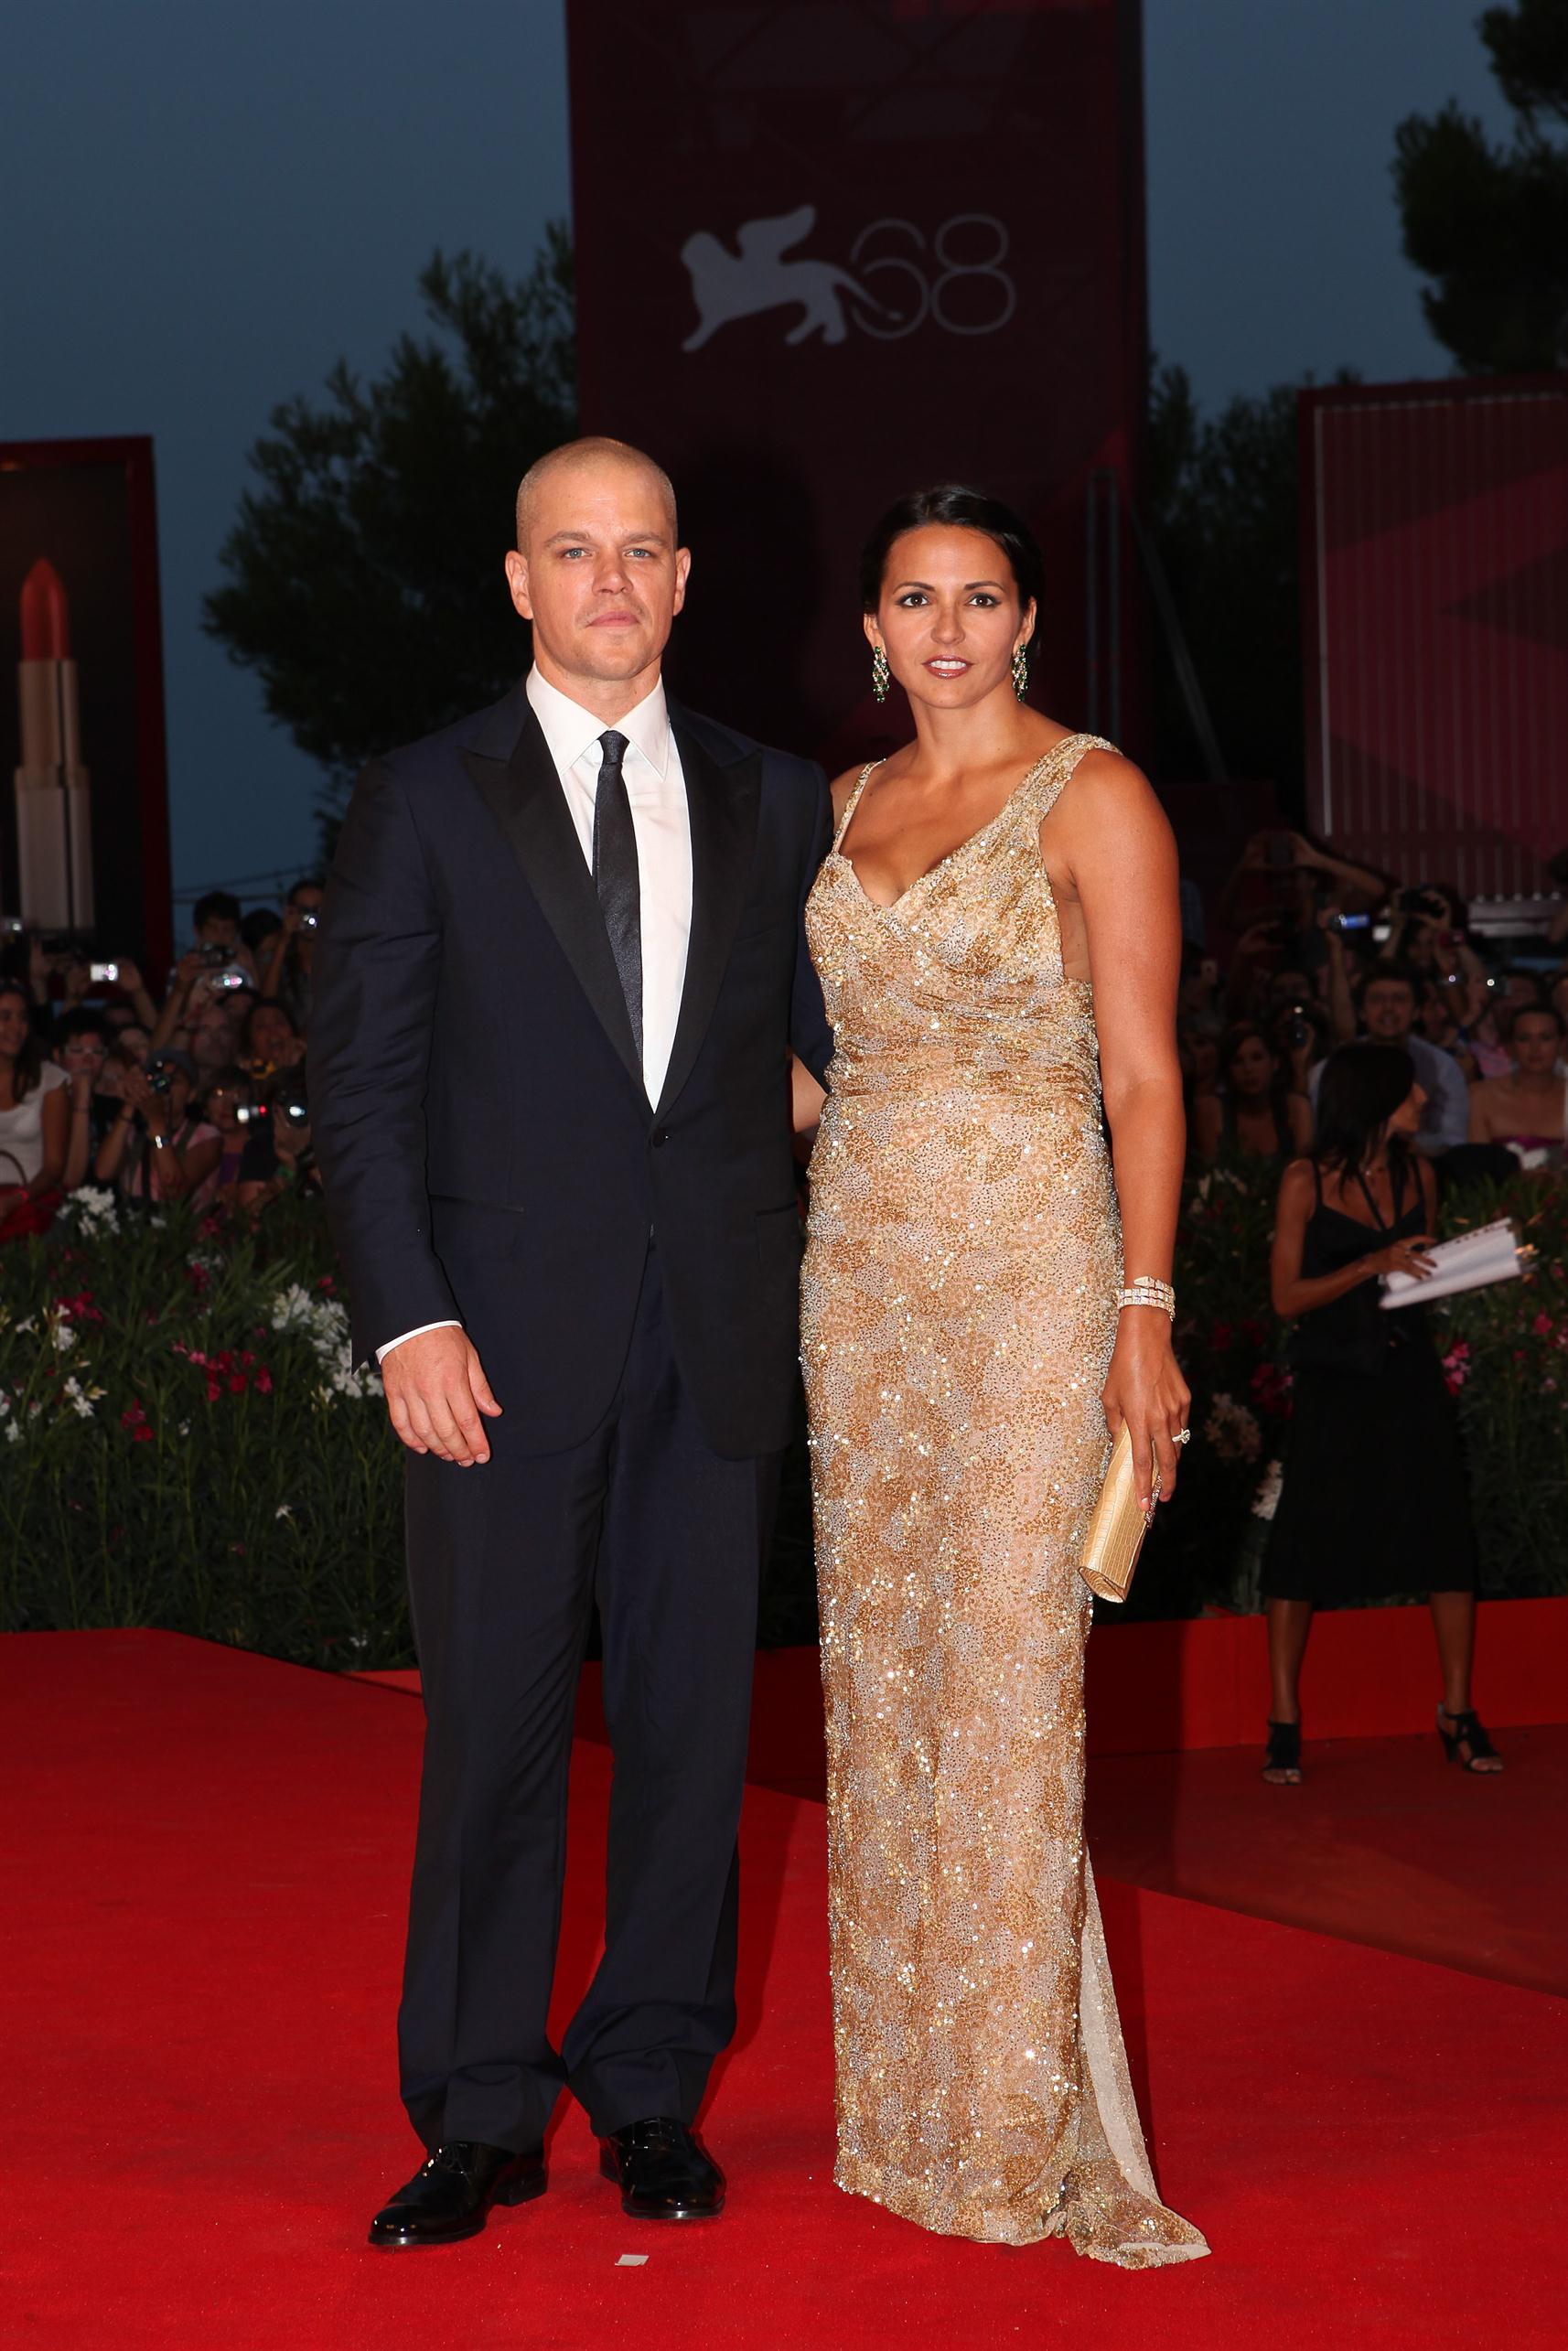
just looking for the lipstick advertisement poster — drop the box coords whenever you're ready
[0,436,172,975]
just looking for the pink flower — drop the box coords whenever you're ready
[254,1367,273,1395]
[1532,1312,1552,1337]
[204,1378,222,1404]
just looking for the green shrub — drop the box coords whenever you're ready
[3,1169,1563,1665]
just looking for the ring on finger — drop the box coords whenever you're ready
[1174,1426,1192,1446]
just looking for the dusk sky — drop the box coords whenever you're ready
[2,0,1515,918]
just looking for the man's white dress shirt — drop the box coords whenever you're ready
[378,665,693,1362]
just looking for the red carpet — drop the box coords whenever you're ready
[6,1631,1565,2349]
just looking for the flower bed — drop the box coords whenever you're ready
[0,1189,404,1667]
[3,1172,1563,1667]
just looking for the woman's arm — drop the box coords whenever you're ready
[1190,1093,1223,1158]
[1467,1081,1498,1143]
[94,1101,137,1183]
[1285,1092,1314,1154]
[61,1073,96,1190]
[152,1130,221,1203]
[1047,751,1188,1514]
[1269,1158,1432,1316]
[26,1082,70,1197]
[147,954,204,1054]
[112,957,159,1033]
[1289,832,1387,908]
[1318,922,1359,1045]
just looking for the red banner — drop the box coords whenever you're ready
[1302,377,1568,899]
[568,0,1148,766]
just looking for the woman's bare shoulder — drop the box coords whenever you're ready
[1276,1154,1318,1205]
[828,765,863,817]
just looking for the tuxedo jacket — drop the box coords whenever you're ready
[310,679,833,1458]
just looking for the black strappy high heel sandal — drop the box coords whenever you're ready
[1437,1705,1503,1772]
[1262,1720,1302,1784]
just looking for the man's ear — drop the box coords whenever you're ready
[504,549,533,620]
[671,545,693,618]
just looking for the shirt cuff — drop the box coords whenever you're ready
[376,1319,462,1363]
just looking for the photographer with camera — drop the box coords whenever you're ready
[239,997,306,1080]
[147,936,253,1068]
[199,1064,262,1208]
[259,878,324,1035]
[94,1047,221,1207]
[0,979,69,1240]
[235,1068,320,1217]
[1260,1043,1502,1786]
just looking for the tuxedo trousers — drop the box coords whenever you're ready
[397,1240,776,2151]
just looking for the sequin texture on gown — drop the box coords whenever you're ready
[800,735,1208,2262]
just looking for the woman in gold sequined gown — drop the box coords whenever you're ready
[796,488,1208,2264]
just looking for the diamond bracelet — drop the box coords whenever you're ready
[1117,1275,1176,1319]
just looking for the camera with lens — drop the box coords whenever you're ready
[297,910,319,931]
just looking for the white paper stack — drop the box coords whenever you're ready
[1380,1218,1523,1309]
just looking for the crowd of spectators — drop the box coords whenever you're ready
[1181,830,1568,1185]
[4,824,1566,1248]
[0,879,323,1242]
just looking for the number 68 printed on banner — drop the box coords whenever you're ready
[848,215,1017,338]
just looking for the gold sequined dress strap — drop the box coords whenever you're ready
[1027,732,1117,823]
[832,759,882,853]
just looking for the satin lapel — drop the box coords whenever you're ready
[462,705,646,1099]
[658,714,759,1119]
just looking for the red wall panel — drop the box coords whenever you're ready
[1302,378,1568,900]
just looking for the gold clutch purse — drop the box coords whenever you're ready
[1079,1423,1158,1604]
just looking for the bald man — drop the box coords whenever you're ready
[313,439,833,2244]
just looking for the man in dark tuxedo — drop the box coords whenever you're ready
[311,438,832,2246]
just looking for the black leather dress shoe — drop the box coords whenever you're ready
[368,2140,546,2247]
[599,2118,725,2220]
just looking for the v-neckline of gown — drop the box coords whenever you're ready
[832,741,1075,916]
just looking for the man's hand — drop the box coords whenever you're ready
[381,1326,502,1465]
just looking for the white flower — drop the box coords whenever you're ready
[1203,1390,1262,1464]
[15,1315,37,1336]
[1251,1458,1284,1520]
[273,1284,377,1400]
[0,1390,10,1418]
[274,1503,293,1519]
[61,1184,121,1236]
[53,1323,77,1352]
[3,1420,19,1444]
[61,1375,95,1420]
[177,1421,190,1437]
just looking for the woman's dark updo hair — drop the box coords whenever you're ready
[859,484,1045,649]
[1312,1042,1417,1175]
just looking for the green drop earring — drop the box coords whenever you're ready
[871,644,890,703]
[1012,643,1030,702]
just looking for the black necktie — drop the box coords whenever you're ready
[592,729,642,1064]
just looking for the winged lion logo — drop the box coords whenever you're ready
[680,206,874,351]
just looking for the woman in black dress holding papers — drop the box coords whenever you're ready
[1261,1044,1502,1784]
